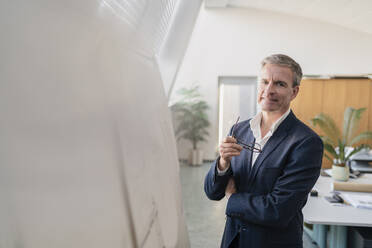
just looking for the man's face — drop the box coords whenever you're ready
[258,63,299,114]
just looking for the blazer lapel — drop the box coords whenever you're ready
[235,127,255,191]
[242,128,255,174]
[248,111,297,184]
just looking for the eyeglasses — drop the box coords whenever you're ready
[231,116,262,153]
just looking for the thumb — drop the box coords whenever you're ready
[228,178,235,186]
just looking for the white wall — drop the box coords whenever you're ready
[172,7,372,160]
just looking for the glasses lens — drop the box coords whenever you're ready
[252,143,261,153]
[236,139,261,153]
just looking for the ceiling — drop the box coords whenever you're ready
[205,0,372,34]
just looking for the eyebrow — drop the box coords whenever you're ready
[260,79,288,86]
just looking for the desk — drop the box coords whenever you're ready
[303,174,372,248]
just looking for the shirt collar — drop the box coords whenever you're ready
[271,108,291,133]
[250,108,291,140]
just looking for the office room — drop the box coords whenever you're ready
[1,0,372,248]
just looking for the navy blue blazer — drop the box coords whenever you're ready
[204,111,323,248]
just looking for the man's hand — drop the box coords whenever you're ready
[225,178,236,200]
[219,136,242,170]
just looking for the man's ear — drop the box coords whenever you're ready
[291,86,299,100]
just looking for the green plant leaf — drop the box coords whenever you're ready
[338,139,345,162]
[350,131,372,146]
[343,107,354,144]
[171,85,211,148]
[312,107,370,164]
[323,142,338,160]
[344,107,366,145]
[319,135,335,146]
[345,144,370,161]
[311,113,341,146]
[323,153,333,163]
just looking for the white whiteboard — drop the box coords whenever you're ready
[0,0,194,247]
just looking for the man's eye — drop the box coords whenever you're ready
[278,82,286,87]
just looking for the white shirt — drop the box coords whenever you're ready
[217,108,291,174]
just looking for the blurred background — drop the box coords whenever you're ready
[2,0,372,247]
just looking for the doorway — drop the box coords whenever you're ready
[218,76,258,144]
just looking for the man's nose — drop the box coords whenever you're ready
[264,81,275,95]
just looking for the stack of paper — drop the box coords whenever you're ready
[340,192,372,210]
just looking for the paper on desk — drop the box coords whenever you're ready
[324,169,332,177]
[339,192,372,210]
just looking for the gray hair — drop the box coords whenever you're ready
[261,54,303,87]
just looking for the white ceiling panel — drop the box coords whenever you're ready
[205,0,372,34]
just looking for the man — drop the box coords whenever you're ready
[204,54,323,248]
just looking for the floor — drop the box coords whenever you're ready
[180,162,319,248]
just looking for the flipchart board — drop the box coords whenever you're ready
[0,0,190,247]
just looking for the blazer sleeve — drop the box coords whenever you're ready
[204,125,235,201]
[204,156,233,201]
[225,135,323,228]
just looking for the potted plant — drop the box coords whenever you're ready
[311,107,372,181]
[171,86,210,166]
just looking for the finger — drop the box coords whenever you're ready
[220,146,242,153]
[226,178,236,191]
[220,143,243,151]
[221,152,240,160]
[223,136,237,143]
[220,147,241,152]
[226,181,232,191]
[223,151,241,156]
[227,179,236,193]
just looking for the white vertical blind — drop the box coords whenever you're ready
[101,0,179,57]
[100,0,202,96]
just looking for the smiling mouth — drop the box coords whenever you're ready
[261,98,278,102]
